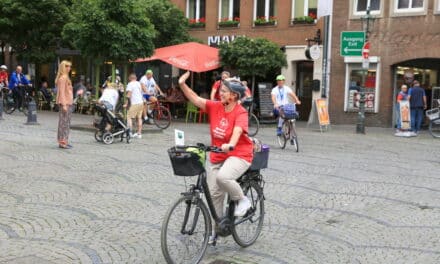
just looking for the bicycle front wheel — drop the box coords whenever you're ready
[161,196,211,264]
[248,113,259,137]
[429,119,440,138]
[277,121,289,149]
[232,180,264,247]
[153,105,171,129]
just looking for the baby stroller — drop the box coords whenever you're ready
[93,103,131,144]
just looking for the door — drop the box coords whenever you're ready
[296,61,313,121]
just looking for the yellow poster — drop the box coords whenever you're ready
[399,100,411,130]
[316,99,330,126]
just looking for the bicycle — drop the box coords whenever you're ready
[2,85,33,116]
[143,94,171,129]
[277,104,299,151]
[426,99,440,138]
[242,97,259,137]
[162,143,267,264]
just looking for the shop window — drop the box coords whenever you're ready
[436,0,440,14]
[254,0,276,23]
[354,0,381,15]
[291,0,317,20]
[344,61,380,113]
[187,0,206,21]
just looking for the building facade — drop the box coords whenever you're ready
[330,0,440,127]
[170,0,325,120]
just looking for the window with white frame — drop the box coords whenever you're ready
[254,0,276,21]
[291,0,318,19]
[394,0,424,12]
[354,0,381,15]
[187,0,206,21]
[344,61,380,113]
[219,0,240,21]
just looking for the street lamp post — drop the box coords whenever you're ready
[356,6,375,134]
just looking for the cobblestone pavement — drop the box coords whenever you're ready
[0,111,439,264]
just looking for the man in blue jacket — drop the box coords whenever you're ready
[9,65,31,110]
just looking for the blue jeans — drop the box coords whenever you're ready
[395,103,401,129]
[410,108,424,132]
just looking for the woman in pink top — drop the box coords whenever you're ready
[55,60,73,149]
[179,71,253,244]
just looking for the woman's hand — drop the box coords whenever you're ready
[178,71,190,85]
[221,143,234,153]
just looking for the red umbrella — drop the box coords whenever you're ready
[135,42,220,73]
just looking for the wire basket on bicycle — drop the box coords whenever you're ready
[280,103,299,119]
[168,146,207,176]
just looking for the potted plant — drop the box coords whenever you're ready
[254,16,277,26]
[292,13,317,25]
[188,17,206,28]
[218,17,240,27]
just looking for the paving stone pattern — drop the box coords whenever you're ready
[0,111,439,264]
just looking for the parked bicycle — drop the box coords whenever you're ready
[277,104,299,151]
[143,94,171,129]
[242,97,259,137]
[161,143,267,264]
[426,99,440,138]
[2,84,33,116]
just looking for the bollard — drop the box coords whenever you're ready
[0,96,4,120]
[25,99,39,125]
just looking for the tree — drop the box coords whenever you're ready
[63,0,156,97]
[144,0,191,48]
[63,0,155,62]
[0,0,71,63]
[219,37,287,112]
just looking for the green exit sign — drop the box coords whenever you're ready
[340,31,365,56]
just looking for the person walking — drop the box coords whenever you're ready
[179,71,253,244]
[408,80,427,134]
[55,60,74,149]
[125,73,147,139]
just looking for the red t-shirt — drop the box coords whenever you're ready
[0,72,8,85]
[206,100,253,164]
[211,80,221,101]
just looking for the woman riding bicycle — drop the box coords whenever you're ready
[178,71,253,242]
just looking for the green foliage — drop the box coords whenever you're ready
[143,0,191,47]
[219,36,287,78]
[63,0,155,62]
[0,0,71,63]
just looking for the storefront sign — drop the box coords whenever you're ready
[340,31,365,56]
[316,99,330,126]
[208,35,244,47]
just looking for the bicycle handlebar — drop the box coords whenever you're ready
[195,143,234,153]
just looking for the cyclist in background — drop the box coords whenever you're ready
[179,71,253,244]
[210,71,230,101]
[140,69,163,124]
[0,65,9,87]
[271,74,301,136]
[9,65,31,110]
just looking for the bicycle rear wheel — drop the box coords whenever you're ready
[429,119,440,138]
[248,113,259,137]
[153,105,171,129]
[277,121,288,149]
[290,122,299,152]
[232,181,264,247]
[3,93,16,114]
[161,196,211,264]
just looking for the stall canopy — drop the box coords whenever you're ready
[135,42,220,73]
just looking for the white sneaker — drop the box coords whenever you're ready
[136,134,142,139]
[131,133,138,138]
[234,197,251,217]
